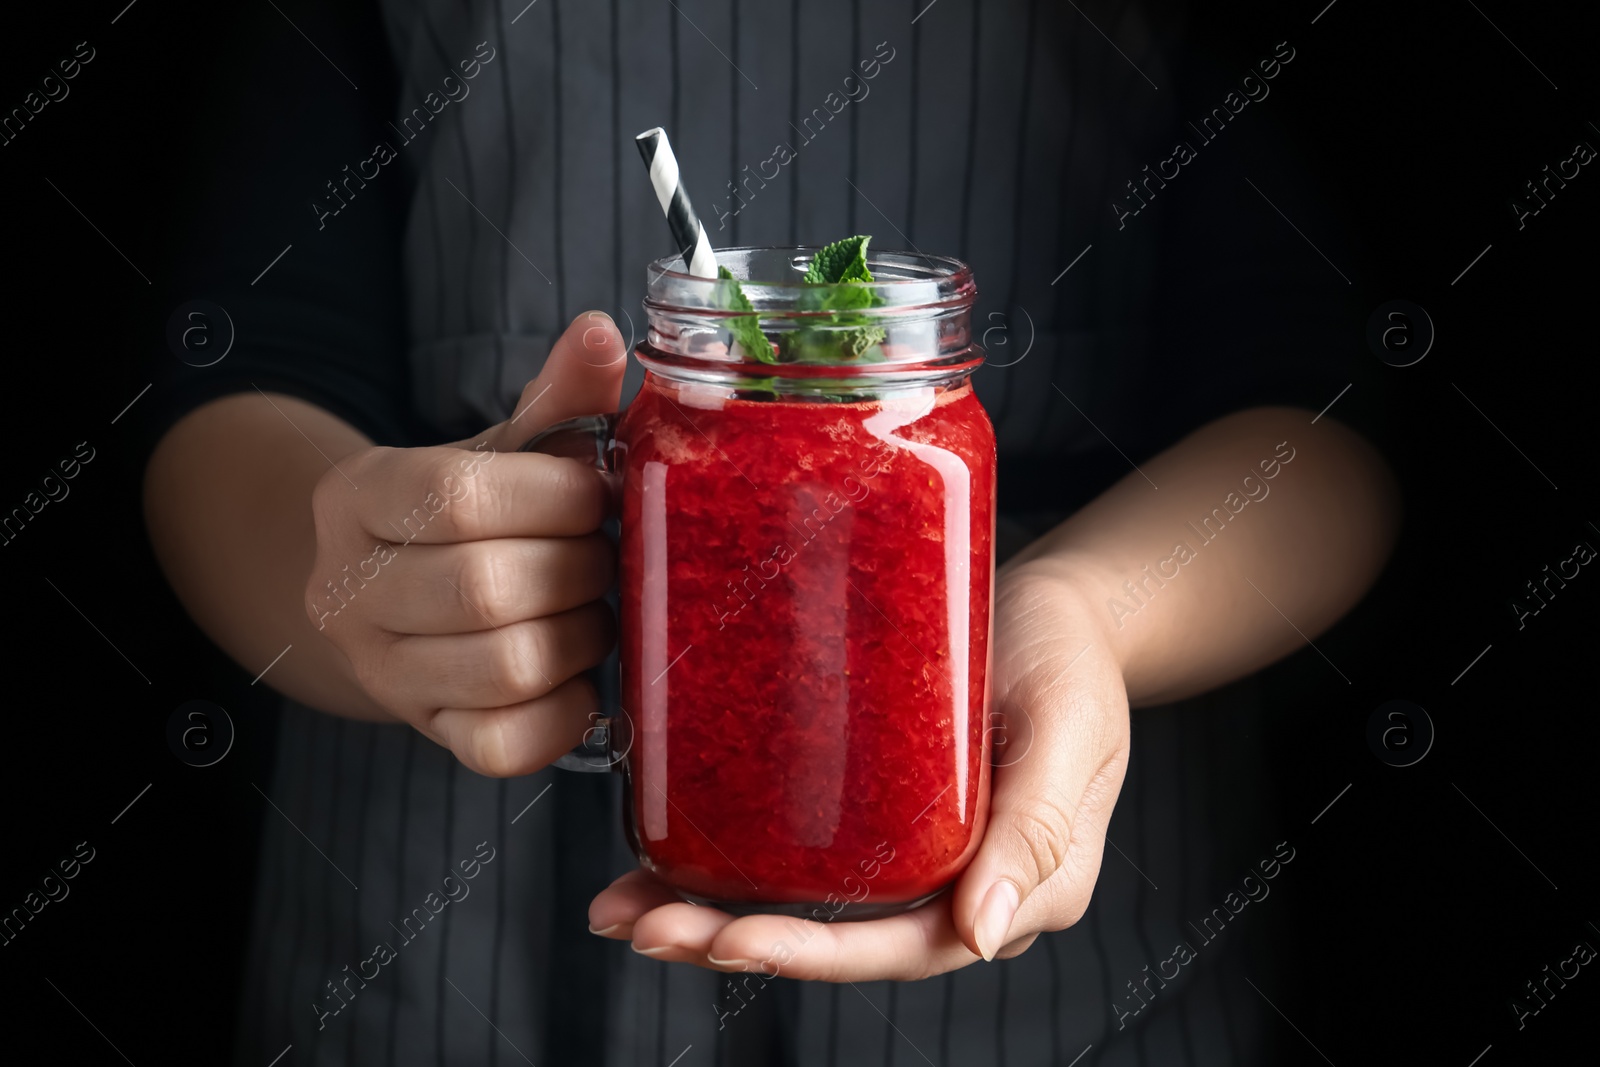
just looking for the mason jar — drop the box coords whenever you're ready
[531,246,995,918]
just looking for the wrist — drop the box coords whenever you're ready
[996,551,1130,670]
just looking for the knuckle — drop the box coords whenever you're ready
[489,624,547,702]
[310,458,356,525]
[412,454,464,531]
[449,476,484,535]
[303,582,333,630]
[1010,794,1075,890]
[458,548,513,623]
[436,451,487,534]
[306,560,361,637]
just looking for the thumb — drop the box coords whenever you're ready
[953,648,1130,961]
[464,311,628,453]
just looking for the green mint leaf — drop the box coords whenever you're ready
[819,283,885,360]
[780,317,886,363]
[819,283,875,313]
[717,266,777,364]
[840,323,888,360]
[804,235,873,284]
[784,235,885,362]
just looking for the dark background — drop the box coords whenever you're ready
[1,0,1594,1063]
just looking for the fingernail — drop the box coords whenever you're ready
[975,880,1021,962]
[706,954,753,971]
[588,922,623,937]
[631,944,673,958]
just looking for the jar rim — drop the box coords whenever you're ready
[645,245,976,316]
[641,245,980,375]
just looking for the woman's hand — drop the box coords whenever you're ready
[303,314,627,776]
[586,406,1399,978]
[586,560,1131,980]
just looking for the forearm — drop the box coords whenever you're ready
[1007,407,1399,706]
[143,392,390,720]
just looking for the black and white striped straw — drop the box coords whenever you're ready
[635,126,718,278]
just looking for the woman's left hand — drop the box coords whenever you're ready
[586,561,1132,981]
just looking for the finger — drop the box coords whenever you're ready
[373,601,614,711]
[342,446,610,543]
[630,902,739,965]
[588,868,685,939]
[309,314,625,550]
[428,674,598,778]
[473,312,628,454]
[695,899,980,982]
[367,535,614,634]
[953,650,1130,961]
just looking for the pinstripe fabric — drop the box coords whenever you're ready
[237,701,1280,1067]
[730,1,742,247]
[224,1,1321,1063]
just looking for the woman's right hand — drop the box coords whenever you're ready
[304,313,627,776]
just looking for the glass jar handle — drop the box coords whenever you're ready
[518,413,627,773]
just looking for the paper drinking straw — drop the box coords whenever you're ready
[635,127,718,278]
